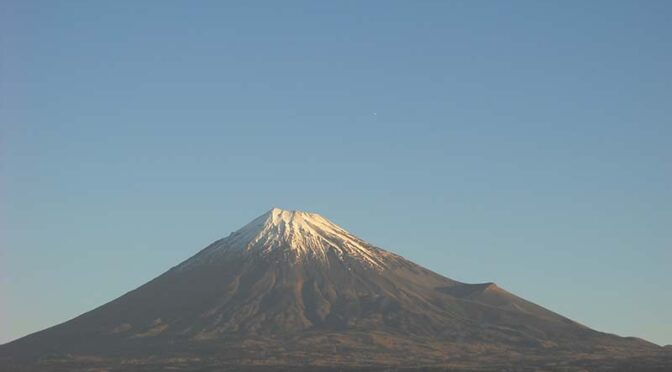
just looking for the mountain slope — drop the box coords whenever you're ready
[0,208,666,371]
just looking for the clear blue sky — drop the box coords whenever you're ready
[1,1,670,346]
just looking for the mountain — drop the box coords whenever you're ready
[1,208,668,371]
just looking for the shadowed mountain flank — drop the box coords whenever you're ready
[1,208,668,371]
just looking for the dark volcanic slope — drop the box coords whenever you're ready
[1,208,667,371]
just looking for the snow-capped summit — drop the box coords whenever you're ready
[184,208,390,269]
[240,207,350,243]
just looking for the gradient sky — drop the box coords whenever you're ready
[1,1,670,346]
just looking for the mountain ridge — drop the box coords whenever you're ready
[1,208,667,371]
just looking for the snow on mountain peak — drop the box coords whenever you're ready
[183,208,389,269]
[265,208,331,231]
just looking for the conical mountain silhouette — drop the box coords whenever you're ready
[1,209,666,370]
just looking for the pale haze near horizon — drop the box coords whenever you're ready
[1,1,670,346]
